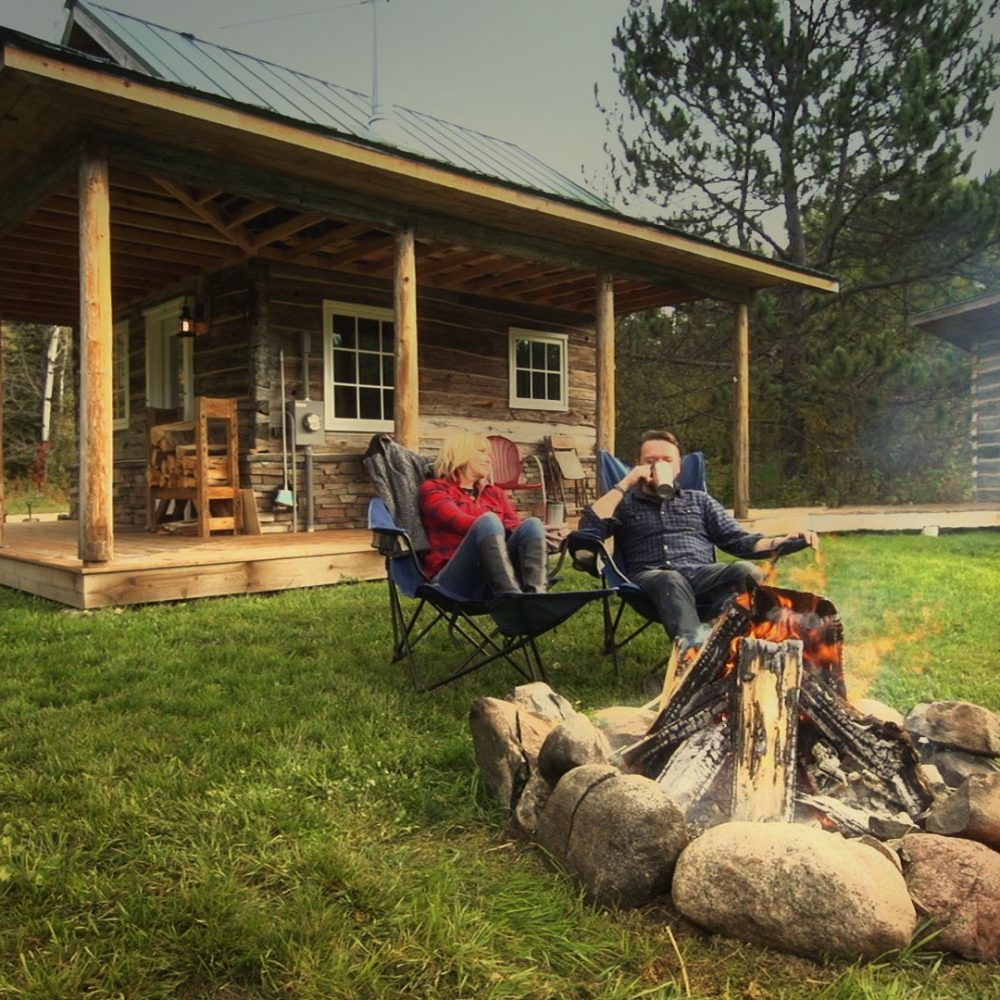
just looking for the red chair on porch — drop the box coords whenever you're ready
[487,435,547,516]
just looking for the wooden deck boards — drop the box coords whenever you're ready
[0,521,384,608]
[1,502,997,609]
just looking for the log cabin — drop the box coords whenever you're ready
[0,1,840,607]
[913,292,1000,503]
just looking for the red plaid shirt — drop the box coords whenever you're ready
[418,477,521,577]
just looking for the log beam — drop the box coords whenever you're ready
[595,273,615,454]
[731,637,802,823]
[78,143,115,563]
[393,225,419,449]
[732,301,751,519]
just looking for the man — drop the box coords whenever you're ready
[580,430,818,650]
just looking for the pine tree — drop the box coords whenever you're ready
[606,0,1000,503]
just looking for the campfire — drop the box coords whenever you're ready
[619,583,933,835]
[470,582,1000,964]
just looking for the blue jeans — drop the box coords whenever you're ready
[433,513,546,601]
[632,561,763,643]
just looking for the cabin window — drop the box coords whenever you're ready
[508,329,568,411]
[322,301,395,431]
[144,298,194,418]
[112,319,129,430]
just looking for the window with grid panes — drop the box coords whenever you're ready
[113,319,129,429]
[508,329,568,411]
[322,301,395,431]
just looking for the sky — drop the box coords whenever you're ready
[1,0,632,204]
[2,0,999,220]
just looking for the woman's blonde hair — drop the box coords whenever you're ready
[434,430,490,480]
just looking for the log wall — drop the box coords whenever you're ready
[974,332,1000,502]
[100,259,597,529]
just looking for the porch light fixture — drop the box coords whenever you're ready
[177,305,196,338]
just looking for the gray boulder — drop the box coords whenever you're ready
[906,701,1000,755]
[468,696,555,820]
[536,763,688,908]
[853,698,906,728]
[927,747,1000,788]
[900,833,1000,963]
[590,705,657,752]
[672,821,916,961]
[509,682,578,724]
[537,715,612,786]
[925,773,1000,850]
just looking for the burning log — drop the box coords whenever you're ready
[731,638,802,823]
[798,674,933,819]
[616,584,931,838]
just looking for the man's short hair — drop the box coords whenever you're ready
[637,429,681,456]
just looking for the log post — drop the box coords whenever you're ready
[0,317,5,547]
[595,273,615,455]
[393,224,419,450]
[78,142,115,563]
[731,637,802,823]
[732,301,750,519]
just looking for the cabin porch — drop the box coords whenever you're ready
[2,502,996,610]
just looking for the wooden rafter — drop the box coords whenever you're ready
[152,175,256,254]
[285,219,374,259]
[250,210,328,251]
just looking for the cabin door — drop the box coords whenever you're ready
[144,298,194,419]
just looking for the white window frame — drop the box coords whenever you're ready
[112,318,130,430]
[322,300,396,432]
[508,328,568,411]
[143,297,193,418]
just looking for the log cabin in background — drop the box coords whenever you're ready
[913,292,1000,504]
[0,1,839,607]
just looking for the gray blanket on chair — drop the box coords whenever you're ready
[363,434,434,555]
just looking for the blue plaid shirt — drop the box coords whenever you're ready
[579,487,765,579]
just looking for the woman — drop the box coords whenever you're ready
[418,431,547,600]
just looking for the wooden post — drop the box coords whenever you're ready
[731,637,802,823]
[732,301,750,519]
[595,273,615,455]
[78,143,115,562]
[393,224,419,450]
[0,317,5,547]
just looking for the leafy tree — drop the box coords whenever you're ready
[605,0,1000,504]
[1,322,75,494]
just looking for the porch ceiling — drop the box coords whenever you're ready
[0,31,838,326]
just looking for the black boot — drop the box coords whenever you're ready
[518,535,548,593]
[478,534,522,596]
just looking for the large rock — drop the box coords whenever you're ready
[925,774,1000,850]
[536,763,687,908]
[509,682,578,724]
[906,701,1000,755]
[853,698,906,728]
[590,705,657,752]
[537,716,612,786]
[468,696,555,819]
[672,822,916,961]
[927,747,1000,788]
[900,833,1000,962]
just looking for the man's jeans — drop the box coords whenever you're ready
[433,513,546,601]
[632,561,763,643]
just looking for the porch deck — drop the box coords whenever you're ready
[0,520,384,609]
[1,501,996,609]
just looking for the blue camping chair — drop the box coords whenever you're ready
[566,449,717,678]
[368,497,609,693]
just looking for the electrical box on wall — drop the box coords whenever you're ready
[287,399,325,446]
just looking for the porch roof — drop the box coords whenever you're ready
[912,290,1000,352]
[0,26,838,326]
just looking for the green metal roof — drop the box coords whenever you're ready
[67,1,612,211]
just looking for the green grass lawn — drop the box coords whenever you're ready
[0,531,998,998]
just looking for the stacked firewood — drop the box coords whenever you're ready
[147,426,232,488]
